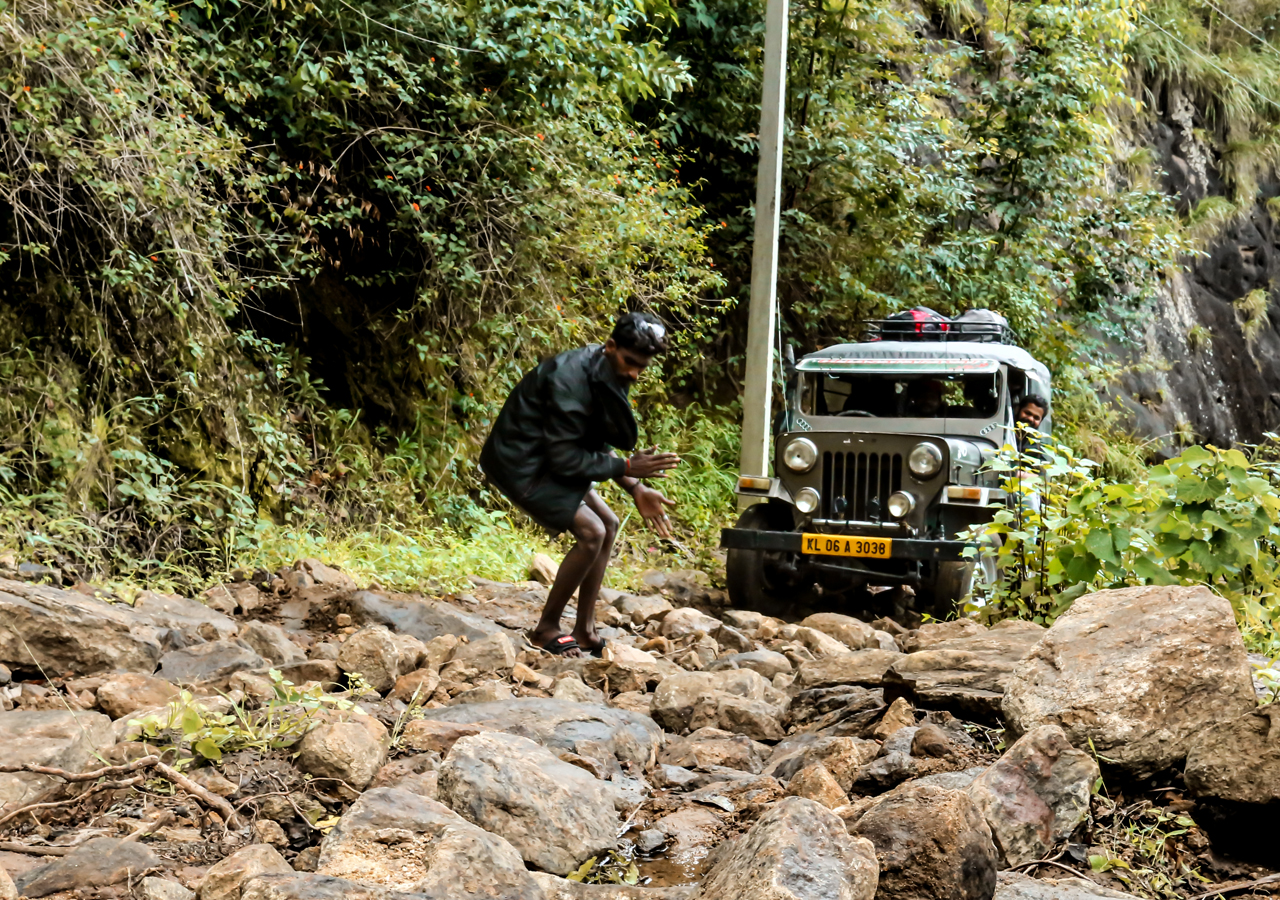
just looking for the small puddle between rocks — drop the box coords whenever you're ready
[619,832,708,888]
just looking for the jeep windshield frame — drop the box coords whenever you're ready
[791,340,1053,443]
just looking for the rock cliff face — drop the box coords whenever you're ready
[1116,81,1280,452]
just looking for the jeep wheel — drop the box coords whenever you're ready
[725,502,801,618]
[916,561,974,615]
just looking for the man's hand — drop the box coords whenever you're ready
[633,484,677,538]
[626,445,681,479]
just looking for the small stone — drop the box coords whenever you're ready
[198,844,292,900]
[0,867,16,900]
[553,673,604,704]
[636,828,666,853]
[449,681,513,705]
[140,876,195,900]
[336,625,400,693]
[871,696,916,741]
[662,607,723,638]
[388,667,441,704]
[334,613,352,627]
[15,838,160,898]
[238,621,306,666]
[530,553,560,585]
[785,762,846,809]
[292,846,321,873]
[425,635,459,668]
[910,723,954,758]
[295,714,388,791]
[188,766,239,798]
[399,719,489,754]
[252,819,289,848]
[450,632,516,674]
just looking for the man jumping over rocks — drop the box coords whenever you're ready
[480,312,680,658]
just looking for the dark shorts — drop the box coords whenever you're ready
[482,468,587,537]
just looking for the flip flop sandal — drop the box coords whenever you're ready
[584,638,608,659]
[541,634,582,656]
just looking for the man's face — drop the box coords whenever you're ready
[1018,402,1046,429]
[603,338,654,385]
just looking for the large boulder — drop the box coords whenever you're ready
[343,591,503,642]
[0,710,114,806]
[416,699,661,767]
[131,590,238,641]
[317,787,545,898]
[1002,586,1257,777]
[15,838,161,898]
[1183,703,1280,860]
[0,578,164,675]
[966,725,1098,867]
[885,620,1045,720]
[692,797,877,900]
[847,782,999,900]
[439,732,618,874]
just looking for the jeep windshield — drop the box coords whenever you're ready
[801,370,1003,419]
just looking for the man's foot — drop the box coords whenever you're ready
[533,632,583,658]
[573,630,607,658]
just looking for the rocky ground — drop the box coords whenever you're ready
[0,558,1276,900]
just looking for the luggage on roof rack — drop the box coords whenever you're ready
[865,307,1010,343]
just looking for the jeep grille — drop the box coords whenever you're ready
[820,451,903,521]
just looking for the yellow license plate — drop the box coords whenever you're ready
[801,533,893,559]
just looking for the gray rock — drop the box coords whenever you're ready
[967,725,1098,867]
[712,624,755,654]
[0,710,114,806]
[450,632,516,674]
[1185,703,1280,805]
[885,620,1046,719]
[239,621,306,667]
[635,829,667,853]
[199,844,293,900]
[656,764,700,790]
[1002,585,1257,777]
[156,640,267,684]
[131,590,238,641]
[915,766,988,791]
[15,838,160,898]
[847,782,999,900]
[705,650,792,679]
[317,787,545,898]
[0,578,164,675]
[796,650,904,689]
[241,874,442,900]
[688,692,786,741]
[900,619,987,653]
[692,796,877,900]
[296,714,388,791]
[439,732,618,874]
[337,625,401,692]
[721,610,767,633]
[763,735,879,792]
[994,871,1138,899]
[415,698,662,767]
[344,590,503,642]
[661,607,723,638]
[141,877,196,900]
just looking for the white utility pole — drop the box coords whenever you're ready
[738,0,789,479]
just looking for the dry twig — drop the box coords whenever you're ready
[1188,873,1280,900]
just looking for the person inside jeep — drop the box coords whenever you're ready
[1016,394,1048,457]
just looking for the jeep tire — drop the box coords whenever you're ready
[725,501,798,618]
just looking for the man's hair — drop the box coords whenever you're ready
[1020,393,1049,411]
[611,311,669,355]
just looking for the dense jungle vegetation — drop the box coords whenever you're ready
[3,0,1280,642]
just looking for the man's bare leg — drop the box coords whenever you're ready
[571,490,618,653]
[529,501,606,658]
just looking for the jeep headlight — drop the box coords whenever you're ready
[887,491,916,519]
[908,442,943,478]
[795,487,821,515]
[783,437,818,473]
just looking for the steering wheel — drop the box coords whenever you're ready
[837,409,875,417]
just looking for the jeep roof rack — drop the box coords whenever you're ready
[862,317,1012,344]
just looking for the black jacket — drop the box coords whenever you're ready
[480,345,637,532]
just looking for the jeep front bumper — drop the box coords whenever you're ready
[720,528,970,561]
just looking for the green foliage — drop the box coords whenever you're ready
[128,671,354,765]
[566,850,640,885]
[968,436,1280,651]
